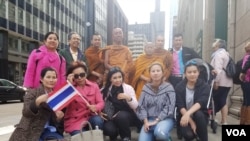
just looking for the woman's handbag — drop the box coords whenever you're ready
[103,97,115,120]
[70,121,104,141]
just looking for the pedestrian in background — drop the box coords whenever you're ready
[23,31,66,89]
[239,41,250,124]
[210,39,233,125]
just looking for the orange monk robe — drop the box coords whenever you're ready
[153,48,173,81]
[85,46,105,82]
[131,54,159,100]
[104,45,133,84]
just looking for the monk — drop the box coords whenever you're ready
[85,32,105,87]
[153,35,173,81]
[102,28,133,84]
[131,42,158,99]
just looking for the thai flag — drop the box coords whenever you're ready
[47,82,78,111]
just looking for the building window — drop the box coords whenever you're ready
[21,41,29,53]
[0,0,6,18]
[8,2,15,22]
[33,16,38,31]
[26,12,31,28]
[18,8,24,25]
[8,37,18,51]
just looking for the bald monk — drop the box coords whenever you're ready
[85,32,104,87]
[102,28,133,84]
[131,42,158,99]
[153,35,173,81]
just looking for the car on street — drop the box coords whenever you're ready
[0,79,27,103]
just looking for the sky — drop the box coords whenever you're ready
[117,0,170,48]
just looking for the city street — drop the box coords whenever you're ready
[0,101,240,141]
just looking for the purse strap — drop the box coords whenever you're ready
[79,121,94,138]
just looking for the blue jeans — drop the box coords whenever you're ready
[138,118,174,141]
[70,115,103,136]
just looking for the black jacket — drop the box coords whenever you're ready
[175,79,210,114]
[169,47,201,64]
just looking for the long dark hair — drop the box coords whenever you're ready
[102,66,124,98]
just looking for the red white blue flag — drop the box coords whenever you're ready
[47,82,78,111]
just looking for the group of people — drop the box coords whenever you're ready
[9,26,246,141]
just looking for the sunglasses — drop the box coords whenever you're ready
[74,72,86,79]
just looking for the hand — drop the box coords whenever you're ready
[99,112,108,121]
[239,73,245,81]
[213,82,219,90]
[212,69,217,76]
[180,113,190,127]
[148,120,158,127]
[117,93,130,101]
[67,73,75,84]
[36,94,48,106]
[87,104,97,113]
[143,122,150,132]
[55,111,64,121]
[189,120,197,134]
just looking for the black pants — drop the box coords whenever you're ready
[178,110,208,141]
[103,110,142,140]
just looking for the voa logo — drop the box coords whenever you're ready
[226,129,246,136]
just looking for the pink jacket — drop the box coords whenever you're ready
[242,54,250,82]
[64,80,104,133]
[210,49,233,87]
[23,45,66,89]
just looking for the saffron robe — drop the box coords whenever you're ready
[85,46,105,83]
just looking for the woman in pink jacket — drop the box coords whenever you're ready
[64,61,104,135]
[23,31,66,89]
[100,67,142,141]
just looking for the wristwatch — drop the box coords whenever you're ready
[155,118,160,122]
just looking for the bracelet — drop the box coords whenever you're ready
[155,118,160,122]
[127,97,132,102]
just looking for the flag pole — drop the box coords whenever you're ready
[67,81,98,115]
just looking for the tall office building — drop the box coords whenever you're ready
[129,23,154,42]
[107,0,128,45]
[150,0,165,41]
[127,31,147,59]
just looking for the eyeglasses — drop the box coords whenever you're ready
[74,72,86,79]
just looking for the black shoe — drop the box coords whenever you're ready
[122,137,131,141]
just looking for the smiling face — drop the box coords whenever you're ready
[149,64,164,82]
[40,70,57,90]
[68,33,81,49]
[185,65,200,83]
[110,72,123,87]
[44,33,59,51]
